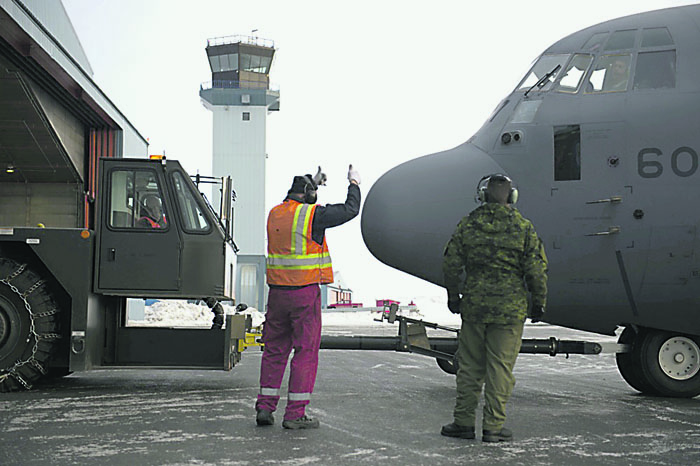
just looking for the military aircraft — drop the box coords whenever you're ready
[361,5,700,398]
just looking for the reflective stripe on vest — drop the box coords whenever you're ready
[266,201,333,286]
[140,216,161,228]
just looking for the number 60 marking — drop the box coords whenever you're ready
[638,147,698,178]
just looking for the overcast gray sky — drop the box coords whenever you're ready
[62,0,696,312]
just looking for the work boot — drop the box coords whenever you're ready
[440,422,475,439]
[482,427,513,443]
[282,415,320,430]
[256,409,274,426]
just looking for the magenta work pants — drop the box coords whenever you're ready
[256,284,322,420]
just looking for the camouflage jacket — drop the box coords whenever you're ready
[442,203,548,324]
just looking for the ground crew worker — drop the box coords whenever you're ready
[255,165,361,429]
[136,194,167,228]
[440,174,547,442]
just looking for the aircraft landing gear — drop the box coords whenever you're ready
[616,327,700,398]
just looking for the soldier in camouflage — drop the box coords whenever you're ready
[440,174,548,442]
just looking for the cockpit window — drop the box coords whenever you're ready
[604,30,637,51]
[582,32,608,52]
[641,27,674,47]
[634,50,676,90]
[586,54,631,93]
[555,54,593,93]
[517,54,569,92]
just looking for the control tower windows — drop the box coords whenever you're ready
[208,53,239,73]
[240,54,272,74]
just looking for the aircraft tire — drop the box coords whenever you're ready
[615,327,660,396]
[638,330,700,398]
[436,356,458,375]
[0,257,61,392]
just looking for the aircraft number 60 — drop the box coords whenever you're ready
[638,147,699,178]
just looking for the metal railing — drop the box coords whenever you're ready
[200,80,280,92]
[207,34,274,49]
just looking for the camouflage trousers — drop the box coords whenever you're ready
[453,320,524,430]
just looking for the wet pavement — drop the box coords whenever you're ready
[1,324,699,465]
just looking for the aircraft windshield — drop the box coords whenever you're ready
[517,54,569,92]
[555,54,593,93]
[586,54,632,93]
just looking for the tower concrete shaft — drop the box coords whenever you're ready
[200,34,279,310]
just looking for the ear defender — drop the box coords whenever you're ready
[508,187,519,204]
[476,174,518,205]
[477,185,489,203]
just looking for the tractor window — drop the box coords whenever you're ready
[554,125,581,181]
[634,50,676,90]
[108,169,168,230]
[171,171,211,233]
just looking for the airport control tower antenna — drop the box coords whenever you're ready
[200,34,280,311]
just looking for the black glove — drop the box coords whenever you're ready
[530,306,545,323]
[447,293,461,314]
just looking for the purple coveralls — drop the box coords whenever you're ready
[256,285,322,420]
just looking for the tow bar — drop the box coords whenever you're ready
[319,303,604,374]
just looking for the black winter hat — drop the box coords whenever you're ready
[288,175,316,194]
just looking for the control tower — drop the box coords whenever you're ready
[200,35,280,311]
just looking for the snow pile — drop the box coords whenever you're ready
[141,300,212,327]
[131,300,265,328]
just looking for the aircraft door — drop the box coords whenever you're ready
[96,165,181,291]
[548,122,644,331]
[578,122,647,288]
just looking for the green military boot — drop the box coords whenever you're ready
[482,427,513,443]
[440,422,475,439]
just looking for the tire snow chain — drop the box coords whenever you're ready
[0,264,58,389]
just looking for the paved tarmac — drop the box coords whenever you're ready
[1,323,699,465]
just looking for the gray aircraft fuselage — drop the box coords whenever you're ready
[362,5,700,338]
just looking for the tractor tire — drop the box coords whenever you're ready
[0,257,61,392]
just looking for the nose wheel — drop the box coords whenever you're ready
[657,336,699,381]
[616,327,700,398]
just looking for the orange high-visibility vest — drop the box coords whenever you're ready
[266,200,333,286]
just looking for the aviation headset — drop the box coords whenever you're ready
[302,175,318,204]
[476,174,519,205]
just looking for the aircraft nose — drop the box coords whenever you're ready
[361,142,505,286]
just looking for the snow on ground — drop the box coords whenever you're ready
[129,294,460,328]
